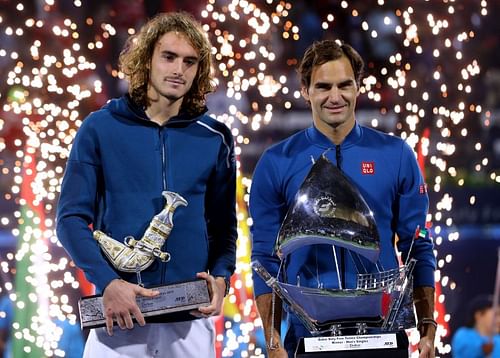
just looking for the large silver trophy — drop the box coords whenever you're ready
[252,155,418,356]
[79,191,210,329]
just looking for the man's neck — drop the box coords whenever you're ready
[146,97,182,126]
[316,120,355,145]
[475,322,492,337]
[328,129,348,146]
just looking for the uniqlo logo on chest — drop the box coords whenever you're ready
[361,162,375,175]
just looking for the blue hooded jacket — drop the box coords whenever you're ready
[56,95,237,294]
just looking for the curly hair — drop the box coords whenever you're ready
[119,12,214,115]
[298,40,364,90]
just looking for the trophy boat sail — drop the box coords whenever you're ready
[252,154,418,336]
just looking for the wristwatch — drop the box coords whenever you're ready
[215,276,231,296]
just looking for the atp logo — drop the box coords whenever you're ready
[314,196,336,217]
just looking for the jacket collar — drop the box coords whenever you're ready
[306,122,362,149]
[124,94,208,126]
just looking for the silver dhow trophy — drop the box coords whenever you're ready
[252,155,420,357]
[79,191,210,329]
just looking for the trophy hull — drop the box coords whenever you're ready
[277,282,386,323]
[251,260,416,335]
[79,279,210,329]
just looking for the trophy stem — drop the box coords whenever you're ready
[136,264,144,287]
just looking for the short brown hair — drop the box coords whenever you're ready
[298,40,364,89]
[119,12,214,115]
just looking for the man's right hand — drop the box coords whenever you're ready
[102,279,159,336]
[268,347,288,358]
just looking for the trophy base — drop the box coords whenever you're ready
[79,279,210,329]
[295,331,408,358]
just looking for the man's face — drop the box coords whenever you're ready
[302,56,359,133]
[476,307,499,335]
[148,31,199,104]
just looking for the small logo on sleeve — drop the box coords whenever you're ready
[419,183,428,194]
[361,162,375,175]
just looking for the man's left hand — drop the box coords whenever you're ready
[191,272,226,318]
[418,335,435,358]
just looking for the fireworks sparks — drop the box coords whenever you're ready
[0,0,497,357]
[0,1,117,355]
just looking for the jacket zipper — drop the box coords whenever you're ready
[160,128,167,191]
[159,127,167,284]
[335,144,346,289]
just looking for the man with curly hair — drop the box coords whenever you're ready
[57,12,236,357]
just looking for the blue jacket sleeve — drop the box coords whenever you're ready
[56,117,120,293]
[205,127,237,280]
[249,151,288,297]
[395,141,436,287]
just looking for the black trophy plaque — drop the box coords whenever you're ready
[79,279,210,329]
